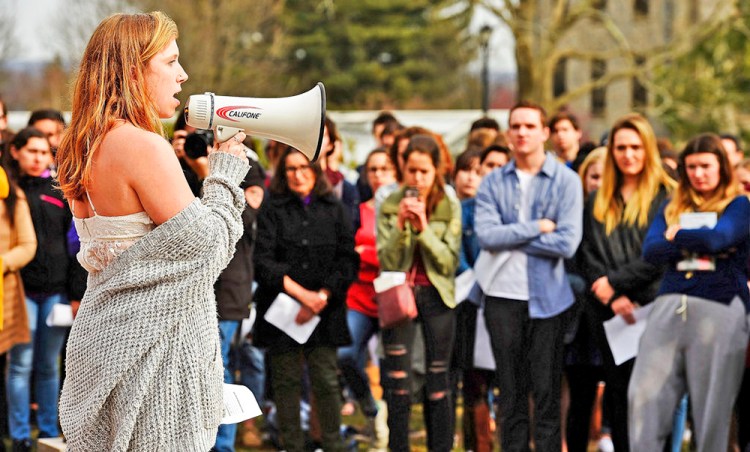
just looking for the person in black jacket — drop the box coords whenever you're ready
[580,114,675,452]
[319,116,360,228]
[253,147,358,452]
[564,147,607,452]
[213,161,266,452]
[4,127,74,450]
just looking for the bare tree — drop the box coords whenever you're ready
[0,1,17,62]
[479,0,739,112]
[51,0,136,64]
[136,0,283,100]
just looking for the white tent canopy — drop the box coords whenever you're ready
[329,109,509,176]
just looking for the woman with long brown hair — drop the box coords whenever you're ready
[55,12,250,450]
[630,134,750,452]
[377,134,461,451]
[579,113,675,452]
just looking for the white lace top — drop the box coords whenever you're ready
[72,194,155,273]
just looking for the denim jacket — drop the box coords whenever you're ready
[458,197,480,274]
[474,152,583,318]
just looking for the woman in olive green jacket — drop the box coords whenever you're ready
[376,134,461,452]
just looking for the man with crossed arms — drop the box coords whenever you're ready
[474,100,583,451]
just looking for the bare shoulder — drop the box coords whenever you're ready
[104,124,173,160]
[101,124,180,179]
[97,123,194,224]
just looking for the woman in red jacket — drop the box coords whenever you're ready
[337,148,395,439]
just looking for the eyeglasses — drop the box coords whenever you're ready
[285,165,312,175]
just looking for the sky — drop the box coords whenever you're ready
[9,0,55,61]
[10,0,517,73]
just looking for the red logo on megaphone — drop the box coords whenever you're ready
[216,105,263,122]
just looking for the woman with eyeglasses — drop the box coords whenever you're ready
[253,145,359,452]
[336,147,395,447]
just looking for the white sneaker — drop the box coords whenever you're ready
[369,400,389,452]
[598,435,614,452]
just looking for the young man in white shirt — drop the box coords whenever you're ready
[474,101,583,452]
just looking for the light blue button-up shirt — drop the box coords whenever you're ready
[475,152,583,319]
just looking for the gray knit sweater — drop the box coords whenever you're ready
[59,152,249,451]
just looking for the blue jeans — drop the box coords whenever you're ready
[337,309,379,417]
[7,293,68,440]
[238,338,266,409]
[671,395,688,452]
[214,320,240,452]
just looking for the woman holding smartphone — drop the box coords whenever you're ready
[377,134,461,452]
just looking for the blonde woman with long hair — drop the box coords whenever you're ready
[55,12,250,451]
[630,134,750,452]
[579,113,675,452]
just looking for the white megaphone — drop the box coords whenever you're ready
[184,82,326,162]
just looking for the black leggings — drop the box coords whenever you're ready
[381,285,456,452]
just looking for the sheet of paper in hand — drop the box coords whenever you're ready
[373,271,407,293]
[264,292,321,344]
[603,303,654,365]
[679,212,717,229]
[46,303,74,327]
[221,383,262,424]
[677,212,718,272]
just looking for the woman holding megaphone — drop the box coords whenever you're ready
[55,12,250,451]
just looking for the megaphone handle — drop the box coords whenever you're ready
[215,125,245,143]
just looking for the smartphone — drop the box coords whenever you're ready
[404,187,419,198]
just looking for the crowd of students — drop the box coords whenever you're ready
[1,93,750,452]
[0,105,84,452]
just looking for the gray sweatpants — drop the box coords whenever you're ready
[628,294,748,452]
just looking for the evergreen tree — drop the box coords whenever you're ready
[279,0,475,109]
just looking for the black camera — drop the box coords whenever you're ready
[184,129,215,159]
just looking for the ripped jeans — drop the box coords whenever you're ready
[381,285,455,452]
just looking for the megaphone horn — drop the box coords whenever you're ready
[184,82,326,162]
